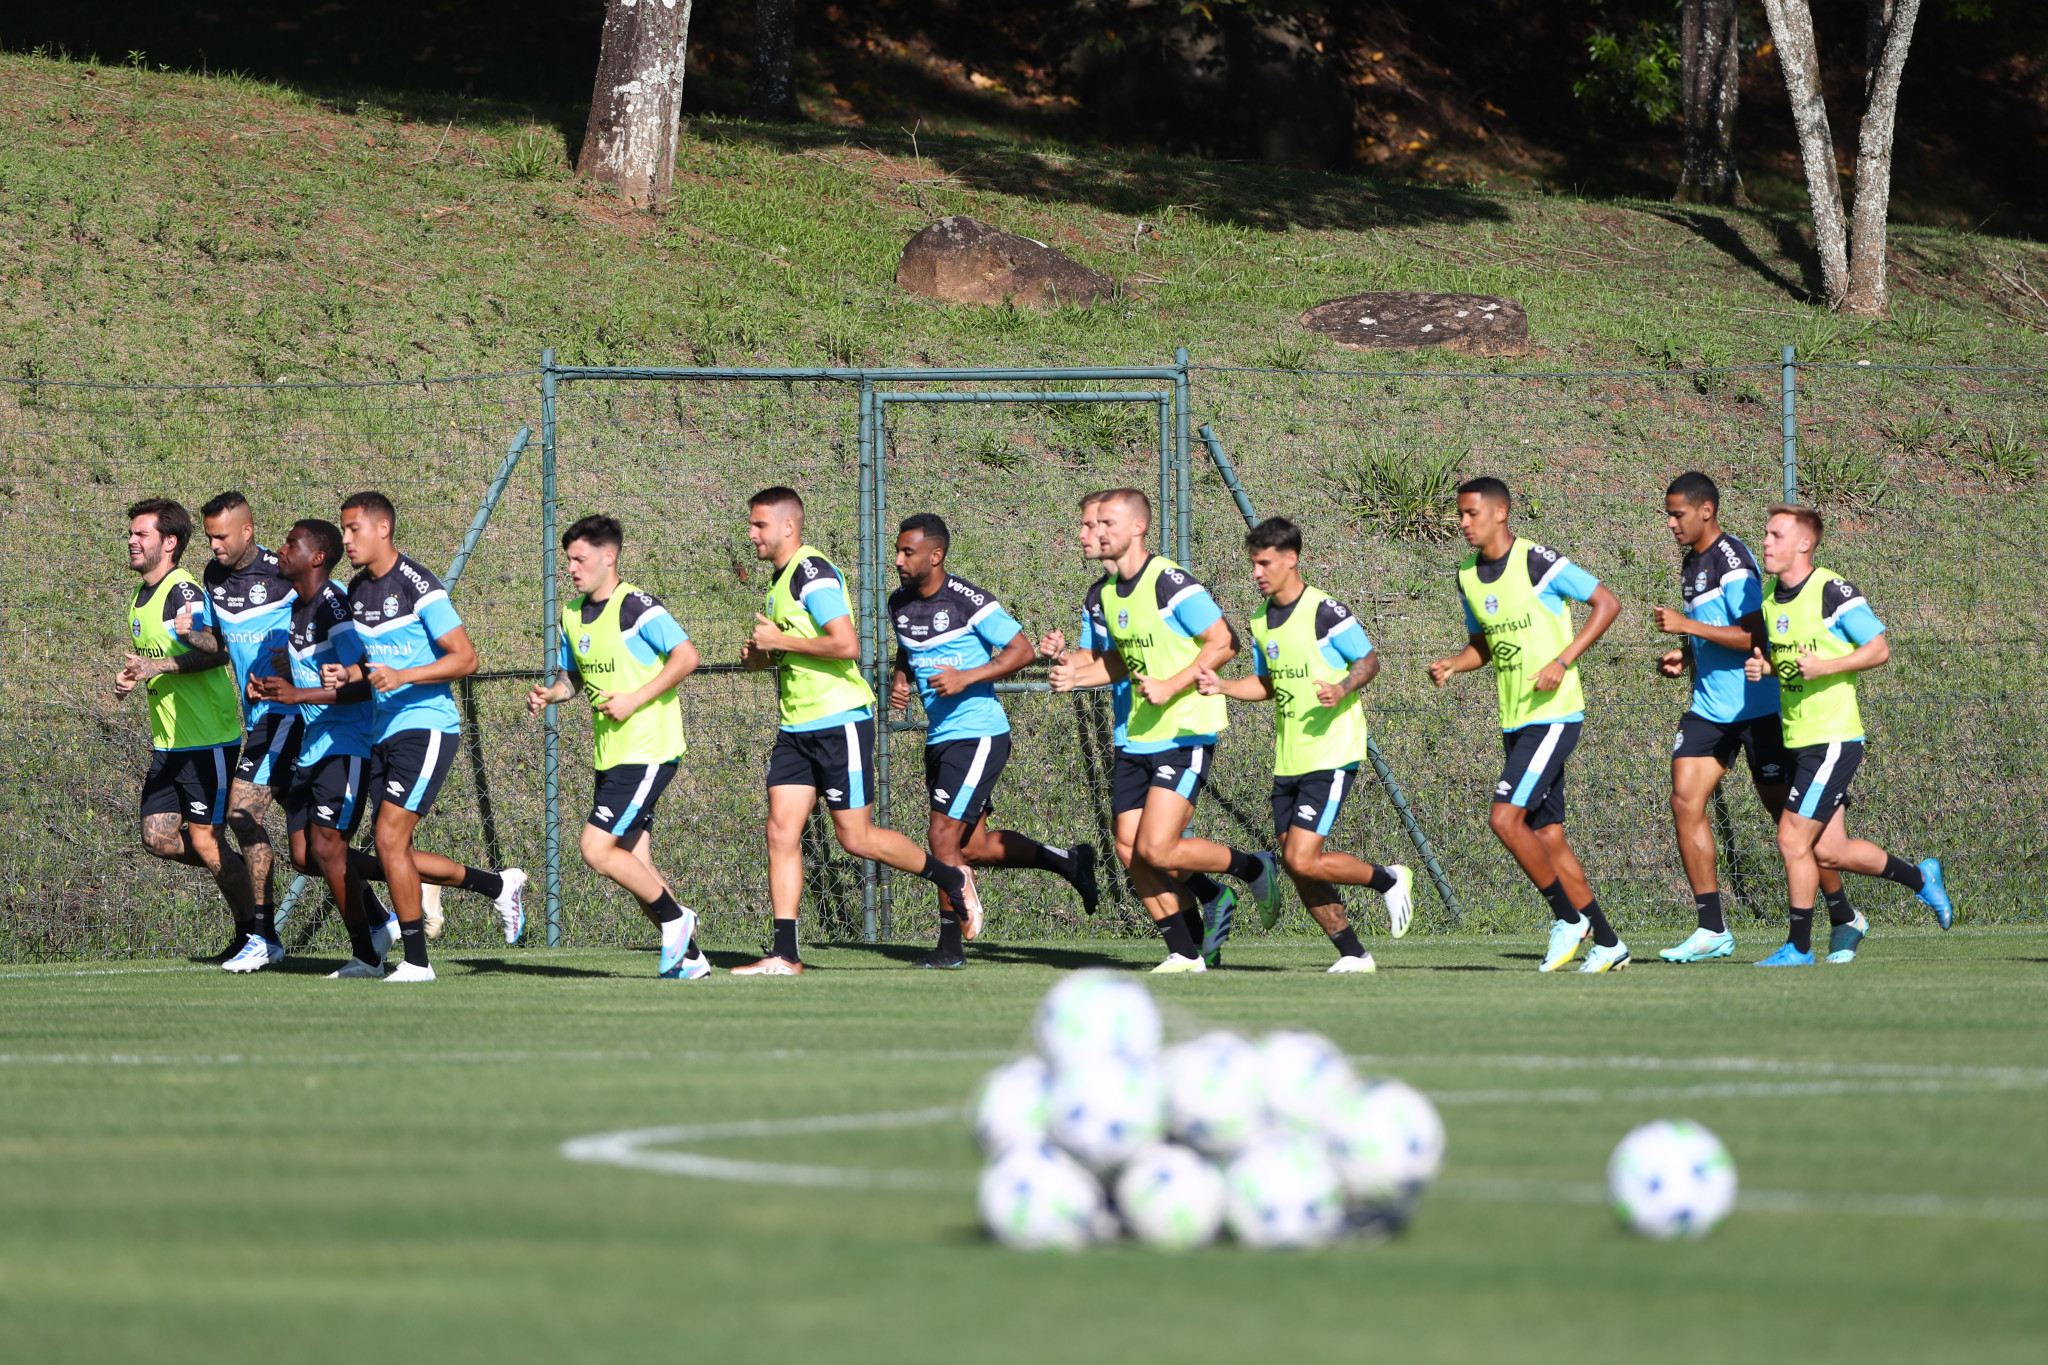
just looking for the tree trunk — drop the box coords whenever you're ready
[1676,0,1747,205]
[1759,0,1850,306]
[1841,0,1922,314]
[747,0,799,122]
[577,0,694,209]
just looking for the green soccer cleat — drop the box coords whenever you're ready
[1660,928,1735,963]
[1826,910,1868,964]
[1538,916,1591,972]
[1246,852,1285,928]
[1200,890,1237,960]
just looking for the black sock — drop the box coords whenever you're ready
[460,866,505,899]
[1878,856,1925,893]
[1822,886,1856,927]
[363,884,391,925]
[400,919,430,968]
[1538,880,1580,923]
[1028,840,1075,878]
[1156,911,1199,959]
[772,918,800,962]
[249,903,277,943]
[1579,898,1619,948]
[1365,865,1396,894]
[1185,872,1224,904]
[936,915,964,956]
[1225,849,1265,884]
[1695,890,1726,934]
[1787,905,1815,953]
[684,942,704,960]
[1329,926,1366,958]
[918,854,966,897]
[345,920,379,965]
[646,890,684,924]
[1184,898,1206,948]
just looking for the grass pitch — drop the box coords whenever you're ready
[3,929,2044,1363]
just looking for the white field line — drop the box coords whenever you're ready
[558,1109,2048,1221]
[0,965,216,980]
[0,1049,1015,1067]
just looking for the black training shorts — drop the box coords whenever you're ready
[1111,744,1215,817]
[765,716,876,810]
[236,710,302,800]
[1494,720,1582,831]
[925,734,1011,826]
[285,751,368,836]
[1784,739,1864,823]
[589,761,678,838]
[1673,711,1790,788]
[1271,766,1360,843]
[140,743,239,825]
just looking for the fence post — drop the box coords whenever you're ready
[1195,422,1463,927]
[871,390,894,940]
[540,350,564,948]
[857,381,879,944]
[1781,344,1798,502]
[1174,346,1193,564]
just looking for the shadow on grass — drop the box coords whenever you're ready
[948,943,1135,970]
[459,957,618,978]
[1381,962,1509,972]
[1644,208,1820,304]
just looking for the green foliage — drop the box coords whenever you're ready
[490,129,555,182]
[1573,22,1682,127]
[1799,441,1890,508]
[1959,415,2041,484]
[1324,437,1464,542]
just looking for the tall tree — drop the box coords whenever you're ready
[578,0,694,209]
[747,0,799,122]
[1759,0,1923,313]
[1676,0,1746,204]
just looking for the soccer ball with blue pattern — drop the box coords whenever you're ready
[1163,1031,1269,1158]
[1115,1142,1227,1251]
[1223,1134,1346,1249]
[972,1055,1051,1155]
[1323,1079,1446,1227]
[1607,1119,1738,1240]
[978,1142,1111,1251]
[1047,1054,1167,1175]
[1259,1030,1356,1133]
[1032,969,1162,1069]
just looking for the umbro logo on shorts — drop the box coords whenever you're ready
[1672,732,1684,752]
[596,805,613,820]
[1495,781,1512,796]
[188,800,207,814]
[826,788,842,800]
[1156,765,1176,779]
[316,805,334,819]
[387,780,405,796]
[1296,805,1315,819]
[934,789,950,801]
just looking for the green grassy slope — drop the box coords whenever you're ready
[1,935,2044,1363]
[2,51,2045,386]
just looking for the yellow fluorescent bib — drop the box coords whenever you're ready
[1103,555,1229,746]
[1457,538,1586,731]
[1251,585,1367,776]
[766,546,875,728]
[129,569,241,751]
[564,583,686,768]
[1767,568,1866,748]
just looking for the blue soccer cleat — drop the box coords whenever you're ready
[658,906,701,978]
[1826,911,1868,964]
[1201,890,1236,962]
[1755,942,1815,967]
[1915,858,1952,930]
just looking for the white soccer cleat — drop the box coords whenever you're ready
[369,916,399,966]
[658,906,700,978]
[384,961,437,983]
[327,958,384,979]
[1151,953,1208,975]
[421,882,446,939]
[494,868,528,945]
[1384,865,1414,939]
[222,937,279,973]
[670,953,713,981]
[1327,953,1378,974]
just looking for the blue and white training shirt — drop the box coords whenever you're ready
[1077,578,1133,749]
[346,554,463,739]
[288,580,374,763]
[1681,532,1778,724]
[890,574,1023,745]
[203,545,297,724]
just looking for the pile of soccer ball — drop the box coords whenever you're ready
[974,970,1445,1251]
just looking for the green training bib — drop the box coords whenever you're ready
[1250,585,1367,776]
[1102,555,1229,747]
[765,546,875,728]
[1456,537,1586,732]
[1766,567,1866,748]
[563,583,686,768]
[128,569,242,751]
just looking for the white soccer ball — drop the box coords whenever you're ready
[1047,1055,1167,1174]
[972,1055,1051,1155]
[1115,1142,1228,1251]
[978,1142,1110,1251]
[1607,1119,1738,1240]
[1223,1134,1346,1249]
[1259,1030,1357,1133]
[1323,1079,1446,1221]
[1033,970,1162,1068]
[1162,1030,1270,1158]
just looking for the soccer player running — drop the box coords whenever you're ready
[1650,471,1853,963]
[1196,517,1412,973]
[199,491,300,971]
[737,487,977,975]
[526,516,708,979]
[887,512,1100,969]
[113,499,259,957]
[1048,487,1281,974]
[1428,478,1628,973]
[248,519,391,978]
[1038,492,1241,959]
[1743,504,1952,966]
[322,492,525,982]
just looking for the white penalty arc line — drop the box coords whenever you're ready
[559,1108,2048,1222]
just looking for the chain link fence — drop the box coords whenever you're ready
[2,352,2041,959]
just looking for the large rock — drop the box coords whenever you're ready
[896,217,1114,309]
[1300,292,1529,357]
